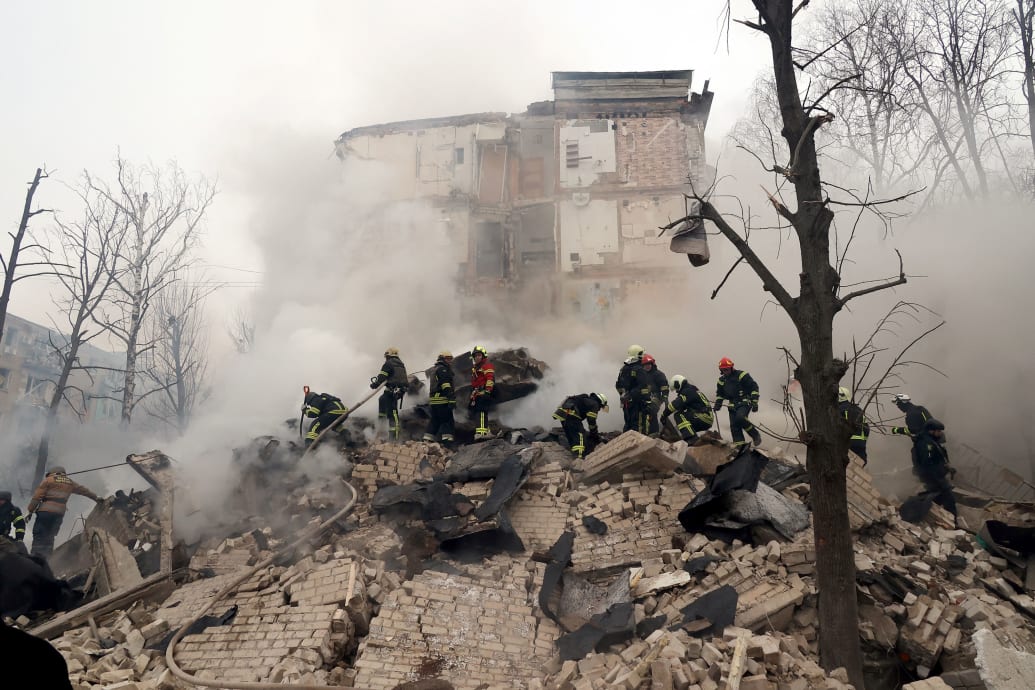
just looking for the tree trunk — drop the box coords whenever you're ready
[34,330,81,487]
[1019,1,1035,161]
[171,318,188,433]
[0,168,44,343]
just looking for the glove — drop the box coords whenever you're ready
[751,403,758,413]
[661,408,671,419]
[713,401,722,412]
[370,377,379,389]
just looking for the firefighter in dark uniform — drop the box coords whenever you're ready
[713,357,762,446]
[632,354,668,438]
[616,345,644,432]
[469,345,495,440]
[303,391,350,447]
[838,387,870,463]
[911,418,959,528]
[0,491,27,547]
[890,393,932,437]
[662,375,714,443]
[423,351,456,444]
[371,347,408,442]
[553,393,608,460]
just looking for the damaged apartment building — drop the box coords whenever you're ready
[334,70,714,319]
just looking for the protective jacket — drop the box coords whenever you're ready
[556,394,604,432]
[0,502,26,541]
[838,400,869,441]
[428,359,455,406]
[715,369,760,409]
[912,430,949,470]
[372,355,408,391]
[633,367,668,404]
[615,359,642,399]
[27,473,99,516]
[471,359,495,400]
[305,392,348,419]
[892,402,932,436]
[666,384,713,421]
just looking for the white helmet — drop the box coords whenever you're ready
[593,392,609,411]
[626,344,644,359]
[670,375,687,392]
[838,387,850,403]
[892,393,911,404]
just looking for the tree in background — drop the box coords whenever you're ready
[1016,0,1035,166]
[1,168,54,344]
[92,156,216,426]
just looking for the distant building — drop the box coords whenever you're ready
[0,313,123,431]
[334,70,713,319]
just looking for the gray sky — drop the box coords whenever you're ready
[1,0,768,327]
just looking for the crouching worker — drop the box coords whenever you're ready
[553,393,608,460]
[662,375,714,443]
[423,351,456,444]
[303,390,350,447]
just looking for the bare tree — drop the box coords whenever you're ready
[227,305,256,354]
[1016,0,1035,160]
[92,156,216,426]
[141,276,212,434]
[34,181,126,485]
[680,3,927,685]
[1,168,55,342]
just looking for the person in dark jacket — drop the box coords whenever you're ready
[615,345,644,432]
[553,393,608,460]
[911,418,959,528]
[838,387,870,463]
[371,347,408,441]
[27,467,100,560]
[632,355,668,438]
[0,491,26,544]
[0,619,73,690]
[302,391,350,447]
[423,351,456,444]
[662,376,714,443]
[713,357,762,446]
[890,393,933,437]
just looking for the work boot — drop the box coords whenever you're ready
[749,428,762,447]
[422,433,436,442]
[474,430,492,441]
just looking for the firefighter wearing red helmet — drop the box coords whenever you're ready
[632,354,668,437]
[714,357,762,446]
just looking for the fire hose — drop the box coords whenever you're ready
[167,385,384,688]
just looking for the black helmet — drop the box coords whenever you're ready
[0,491,11,502]
[925,419,945,431]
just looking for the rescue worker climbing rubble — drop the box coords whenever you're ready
[910,418,959,528]
[890,393,933,438]
[0,491,27,547]
[552,393,608,460]
[423,351,456,444]
[615,344,644,432]
[27,467,100,560]
[713,357,762,446]
[469,346,496,440]
[662,375,713,443]
[371,347,408,442]
[838,387,869,463]
[303,390,350,447]
[633,354,668,438]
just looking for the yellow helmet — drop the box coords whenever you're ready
[472,345,488,357]
[438,350,453,360]
[384,347,400,357]
[627,344,644,359]
[838,387,851,403]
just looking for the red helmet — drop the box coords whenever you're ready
[641,354,656,366]
[718,357,734,370]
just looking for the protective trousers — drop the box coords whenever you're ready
[470,396,492,437]
[378,388,404,441]
[553,407,586,459]
[622,399,635,432]
[916,465,958,522]
[727,404,759,445]
[634,400,659,437]
[849,439,868,463]
[305,410,348,446]
[31,511,64,559]
[674,412,712,442]
[425,405,455,442]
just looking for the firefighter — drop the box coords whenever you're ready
[890,393,932,438]
[662,375,714,443]
[0,491,26,545]
[26,467,100,560]
[552,393,608,460]
[423,351,456,444]
[370,347,408,441]
[468,345,495,440]
[615,344,644,432]
[911,419,959,528]
[302,390,350,447]
[632,354,668,438]
[838,387,870,463]
[713,357,762,446]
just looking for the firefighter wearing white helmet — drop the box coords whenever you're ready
[615,345,645,432]
[370,347,408,441]
[662,375,714,443]
[552,392,609,460]
[423,351,456,444]
[890,393,933,438]
[837,387,870,463]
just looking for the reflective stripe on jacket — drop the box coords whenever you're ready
[28,474,98,515]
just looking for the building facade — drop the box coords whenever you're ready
[334,70,713,320]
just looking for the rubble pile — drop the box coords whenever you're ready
[12,424,1035,690]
